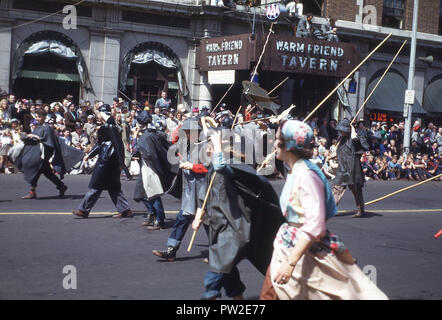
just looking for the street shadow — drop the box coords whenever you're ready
[335,211,383,218]
[0,200,12,203]
[156,250,208,263]
[73,215,114,220]
[36,194,85,200]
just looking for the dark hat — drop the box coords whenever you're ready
[336,118,351,133]
[220,103,227,109]
[181,118,202,131]
[75,123,83,129]
[98,104,112,115]
[357,118,365,125]
[35,99,43,105]
[136,111,152,125]
[201,105,209,111]
[220,117,234,129]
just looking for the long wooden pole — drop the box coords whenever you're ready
[350,39,407,126]
[232,23,275,129]
[188,23,276,252]
[365,173,442,206]
[327,39,408,159]
[257,33,393,172]
[187,171,217,252]
[212,83,234,114]
[268,76,289,95]
[303,33,392,123]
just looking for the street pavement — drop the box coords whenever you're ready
[0,173,441,300]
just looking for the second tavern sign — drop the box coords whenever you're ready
[262,35,359,77]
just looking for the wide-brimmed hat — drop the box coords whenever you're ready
[280,120,314,151]
[336,118,351,133]
[98,104,112,121]
[136,111,152,125]
[180,118,202,131]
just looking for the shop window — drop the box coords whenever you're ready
[12,0,92,17]
[382,0,405,29]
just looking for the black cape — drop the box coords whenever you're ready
[334,133,369,188]
[133,129,178,201]
[87,117,125,191]
[200,163,284,275]
[20,124,68,183]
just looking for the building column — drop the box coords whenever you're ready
[187,38,213,110]
[87,29,121,104]
[0,21,13,92]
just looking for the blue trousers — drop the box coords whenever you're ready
[142,196,165,224]
[167,210,192,248]
[167,210,209,249]
[201,267,246,300]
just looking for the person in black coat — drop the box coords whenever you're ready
[72,104,132,219]
[20,109,68,199]
[332,118,369,218]
[133,111,176,230]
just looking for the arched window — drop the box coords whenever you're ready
[423,76,442,114]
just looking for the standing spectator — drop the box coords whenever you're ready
[0,98,12,129]
[436,127,442,155]
[319,118,330,145]
[327,119,338,142]
[155,91,172,110]
[424,122,436,144]
[60,129,72,146]
[0,128,13,173]
[83,115,97,147]
[64,103,79,131]
[71,124,89,150]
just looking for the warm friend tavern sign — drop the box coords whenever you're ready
[198,33,359,78]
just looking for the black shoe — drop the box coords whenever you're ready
[147,221,166,230]
[152,247,176,261]
[58,185,68,198]
[142,214,155,226]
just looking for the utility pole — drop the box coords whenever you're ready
[403,0,419,155]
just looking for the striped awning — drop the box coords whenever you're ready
[17,70,80,82]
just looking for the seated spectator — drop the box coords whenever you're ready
[318,137,327,155]
[363,154,378,180]
[373,156,387,180]
[296,13,313,38]
[387,155,401,180]
[310,147,322,168]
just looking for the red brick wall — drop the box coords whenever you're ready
[324,0,358,22]
[323,0,440,35]
[403,0,440,34]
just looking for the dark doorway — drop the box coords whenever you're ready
[12,53,80,103]
[123,62,179,108]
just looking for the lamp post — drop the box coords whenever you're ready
[403,0,419,155]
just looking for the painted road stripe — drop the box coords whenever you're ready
[0,209,442,215]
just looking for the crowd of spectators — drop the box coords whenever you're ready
[307,117,442,182]
[1,91,441,181]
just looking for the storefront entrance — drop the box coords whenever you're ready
[13,52,80,103]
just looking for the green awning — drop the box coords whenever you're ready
[17,70,80,82]
[366,72,427,115]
